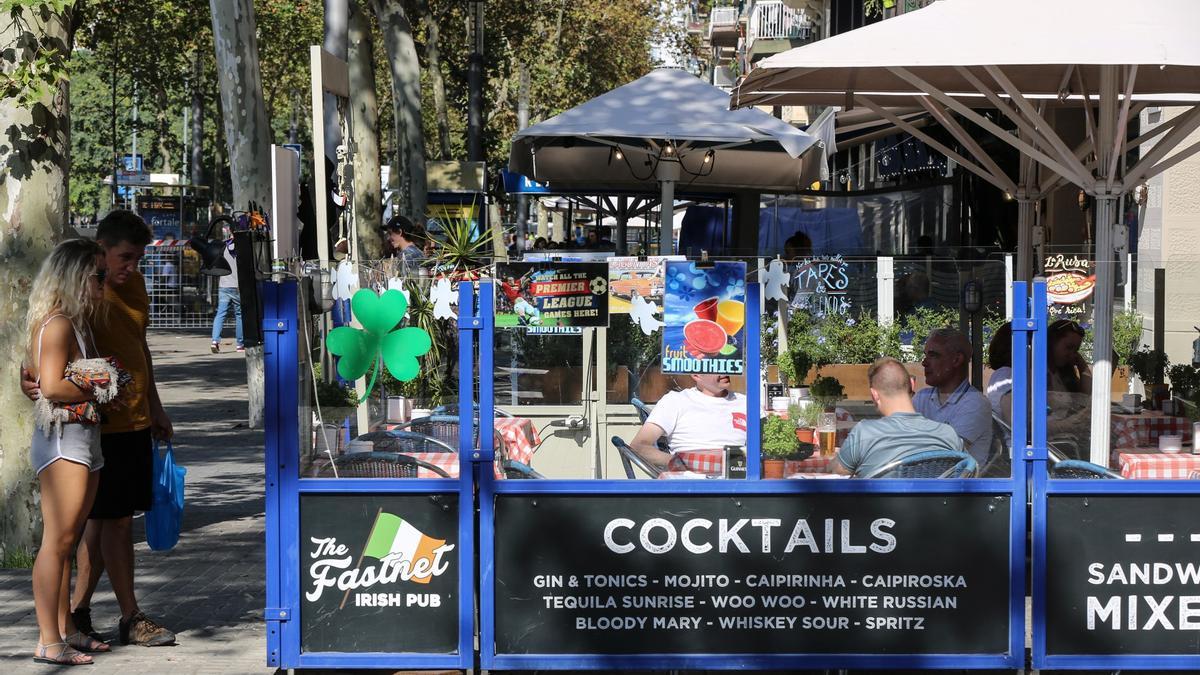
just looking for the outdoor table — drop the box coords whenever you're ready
[1118,450,1200,479]
[367,416,541,479]
[1112,411,1192,450]
[768,406,856,445]
[663,448,841,478]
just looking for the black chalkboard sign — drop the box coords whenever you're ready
[493,494,1011,655]
[1046,495,1200,656]
[300,494,459,654]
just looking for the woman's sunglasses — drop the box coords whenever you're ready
[92,269,107,284]
[1049,318,1084,336]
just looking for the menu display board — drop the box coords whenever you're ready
[493,494,1010,656]
[1046,495,1200,656]
[661,261,747,375]
[495,263,610,328]
[606,256,682,314]
[300,494,459,654]
[1042,254,1094,319]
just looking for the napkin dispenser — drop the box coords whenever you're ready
[725,445,747,479]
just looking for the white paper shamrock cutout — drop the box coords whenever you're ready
[333,260,359,301]
[629,292,664,335]
[431,277,458,320]
[760,258,790,303]
[384,277,411,317]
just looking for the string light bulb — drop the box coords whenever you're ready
[664,143,674,155]
[614,147,623,161]
[703,150,714,164]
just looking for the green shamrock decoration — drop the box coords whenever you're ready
[326,289,432,400]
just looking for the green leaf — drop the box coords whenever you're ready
[381,327,433,382]
[350,288,407,336]
[327,325,377,381]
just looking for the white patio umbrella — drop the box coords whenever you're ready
[509,68,821,254]
[732,0,1200,464]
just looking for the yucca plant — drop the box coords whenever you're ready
[427,206,494,280]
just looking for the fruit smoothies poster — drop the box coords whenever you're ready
[661,260,746,375]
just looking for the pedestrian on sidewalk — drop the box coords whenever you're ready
[23,211,178,648]
[210,227,243,353]
[22,239,114,665]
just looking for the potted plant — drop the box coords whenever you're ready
[1112,311,1143,370]
[310,376,358,456]
[761,415,800,479]
[809,374,845,412]
[789,402,821,444]
[1130,348,1170,408]
[1167,364,1200,418]
[778,346,813,394]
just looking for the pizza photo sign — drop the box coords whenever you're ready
[1044,254,1095,305]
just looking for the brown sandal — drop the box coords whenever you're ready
[33,641,93,665]
[66,631,110,653]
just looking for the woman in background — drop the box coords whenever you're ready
[24,239,113,665]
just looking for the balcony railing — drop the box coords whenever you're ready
[707,5,741,47]
[747,0,812,50]
[710,6,739,26]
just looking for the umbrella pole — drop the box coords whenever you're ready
[659,180,675,255]
[616,196,628,257]
[656,160,680,256]
[1015,197,1035,283]
[1089,195,1117,467]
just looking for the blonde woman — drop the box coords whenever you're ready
[24,239,113,665]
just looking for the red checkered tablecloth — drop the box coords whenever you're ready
[665,449,840,478]
[495,417,540,466]
[1118,452,1200,479]
[359,417,542,479]
[1112,413,1192,451]
[404,452,462,479]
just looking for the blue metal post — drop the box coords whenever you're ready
[476,280,497,671]
[262,280,300,667]
[1028,280,1051,668]
[745,272,762,480]
[478,280,495,464]
[455,280,478,664]
[262,281,283,668]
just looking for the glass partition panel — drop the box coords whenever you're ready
[1045,255,1200,481]
[764,257,1014,480]
[299,268,461,479]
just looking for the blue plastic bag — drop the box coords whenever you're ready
[146,440,186,551]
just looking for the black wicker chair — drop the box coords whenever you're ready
[864,450,978,479]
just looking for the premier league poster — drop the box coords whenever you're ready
[495,262,610,328]
[661,260,746,375]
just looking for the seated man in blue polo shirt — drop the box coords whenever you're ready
[914,328,992,463]
[834,358,963,477]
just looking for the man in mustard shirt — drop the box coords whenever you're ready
[24,211,177,646]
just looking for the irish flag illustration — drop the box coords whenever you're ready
[362,511,446,584]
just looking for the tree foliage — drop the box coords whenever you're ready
[410,0,689,174]
[62,0,694,221]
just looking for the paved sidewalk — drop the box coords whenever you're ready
[0,332,273,674]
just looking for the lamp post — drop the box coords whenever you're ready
[467,1,485,163]
[963,279,984,388]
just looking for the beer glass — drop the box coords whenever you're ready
[817,411,837,458]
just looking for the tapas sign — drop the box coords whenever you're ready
[791,254,852,315]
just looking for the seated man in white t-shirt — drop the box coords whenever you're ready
[628,374,747,470]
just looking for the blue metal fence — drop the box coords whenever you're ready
[263,273,1196,670]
